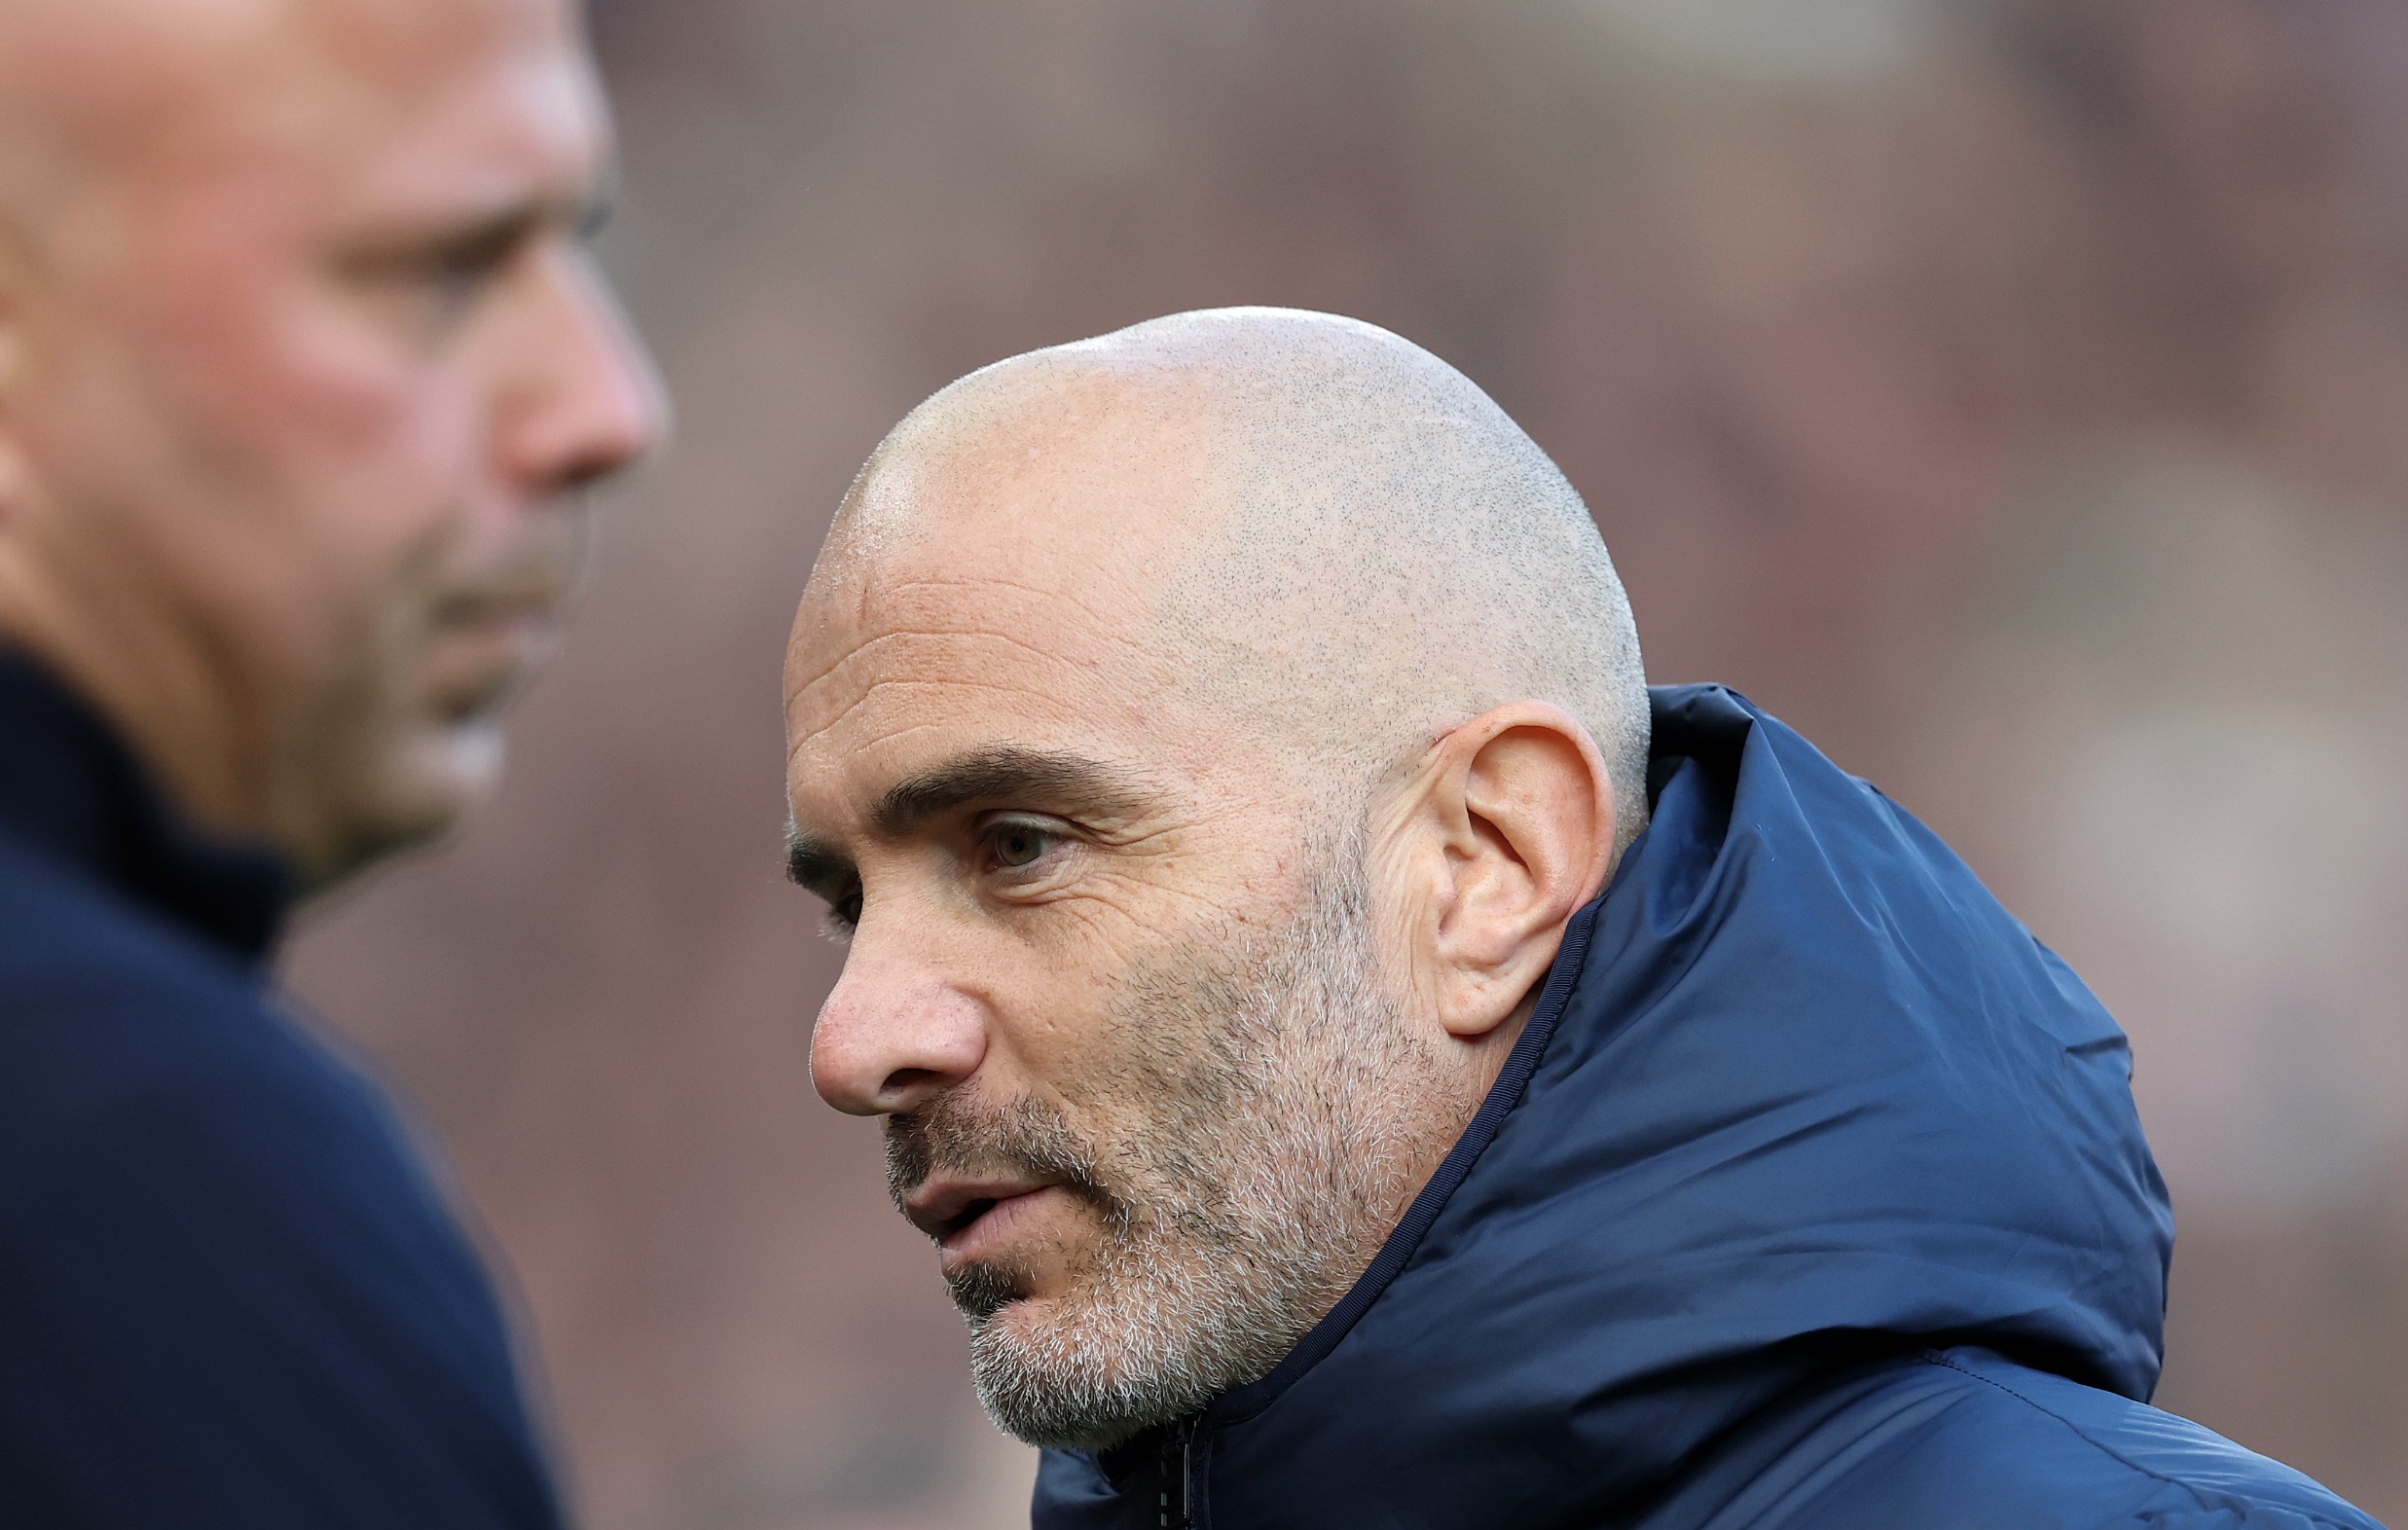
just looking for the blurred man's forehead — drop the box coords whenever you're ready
[260,0,604,191]
[2,0,566,132]
[311,45,610,233]
[0,0,601,210]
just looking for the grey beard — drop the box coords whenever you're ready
[889,848,1447,1451]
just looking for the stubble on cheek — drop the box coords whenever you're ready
[265,511,518,878]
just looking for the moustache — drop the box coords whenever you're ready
[886,1091,1128,1236]
[426,566,575,630]
[422,508,587,632]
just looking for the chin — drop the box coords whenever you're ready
[388,718,507,836]
[420,716,508,802]
[308,720,507,891]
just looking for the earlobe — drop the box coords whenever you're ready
[1424,703,1617,1039]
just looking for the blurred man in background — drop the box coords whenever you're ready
[0,0,659,1522]
[784,309,2375,1528]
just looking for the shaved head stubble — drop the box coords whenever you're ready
[827,308,1653,851]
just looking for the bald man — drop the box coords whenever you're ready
[784,310,2378,1529]
[0,0,657,1524]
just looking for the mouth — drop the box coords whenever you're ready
[430,567,572,629]
[904,1178,1065,1265]
[433,597,562,653]
[420,594,566,723]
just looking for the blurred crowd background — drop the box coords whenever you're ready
[285,1,2408,1525]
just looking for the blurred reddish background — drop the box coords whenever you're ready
[288,2,2408,1524]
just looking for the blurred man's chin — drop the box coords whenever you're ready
[306,721,505,892]
[386,718,507,837]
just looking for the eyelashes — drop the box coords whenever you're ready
[819,816,1077,934]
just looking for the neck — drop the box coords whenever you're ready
[0,556,278,852]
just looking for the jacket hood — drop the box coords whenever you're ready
[1037,684,2174,1528]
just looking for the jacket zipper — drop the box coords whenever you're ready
[1157,1416,1197,1529]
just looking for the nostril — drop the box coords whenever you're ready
[809,989,986,1117]
[879,1065,950,1107]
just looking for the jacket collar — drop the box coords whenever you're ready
[0,648,293,962]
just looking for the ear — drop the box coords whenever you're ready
[1378,701,1617,1040]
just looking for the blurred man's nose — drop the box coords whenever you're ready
[810,930,989,1116]
[497,243,666,498]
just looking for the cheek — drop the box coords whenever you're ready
[147,292,485,655]
[989,934,1142,1103]
[172,288,479,542]
[121,193,475,533]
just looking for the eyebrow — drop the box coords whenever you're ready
[336,170,616,276]
[784,746,1152,891]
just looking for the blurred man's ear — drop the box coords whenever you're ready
[1377,701,1617,1041]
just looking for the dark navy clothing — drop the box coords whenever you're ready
[1034,685,2382,1530]
[0,653,565,1528]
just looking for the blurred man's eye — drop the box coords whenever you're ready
[339,214,541,344]
[408,231,527,328]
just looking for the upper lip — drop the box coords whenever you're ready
[434,579,569,630]
[903,1176,1056,1242]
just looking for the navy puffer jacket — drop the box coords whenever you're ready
[1033,685,2382,1530]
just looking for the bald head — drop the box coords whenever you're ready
[813,308,1651,849]
[788,310,1651,1449]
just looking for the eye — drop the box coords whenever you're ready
[414,237,524,327]
[992,822,1051,869]
[979,815,1071,880]
[819,882,862,937]
[340,217,539,346]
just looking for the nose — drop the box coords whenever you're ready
[810,931,990,1116]
[496,243,668,498]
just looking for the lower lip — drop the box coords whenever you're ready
[424,614,557,706]
[447,607,558,651]
[939,1185,1067,1271]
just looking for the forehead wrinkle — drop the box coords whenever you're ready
[786,615,1121,711]
[803,674,1086,750]
[881,573,1137,640]
[786,696,1086,784]
[789,712,948,794]
[799,559,1165,668]
[786,644,1084,743]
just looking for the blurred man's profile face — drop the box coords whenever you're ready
[785,436,1456,1449]
[0,0,661,886]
